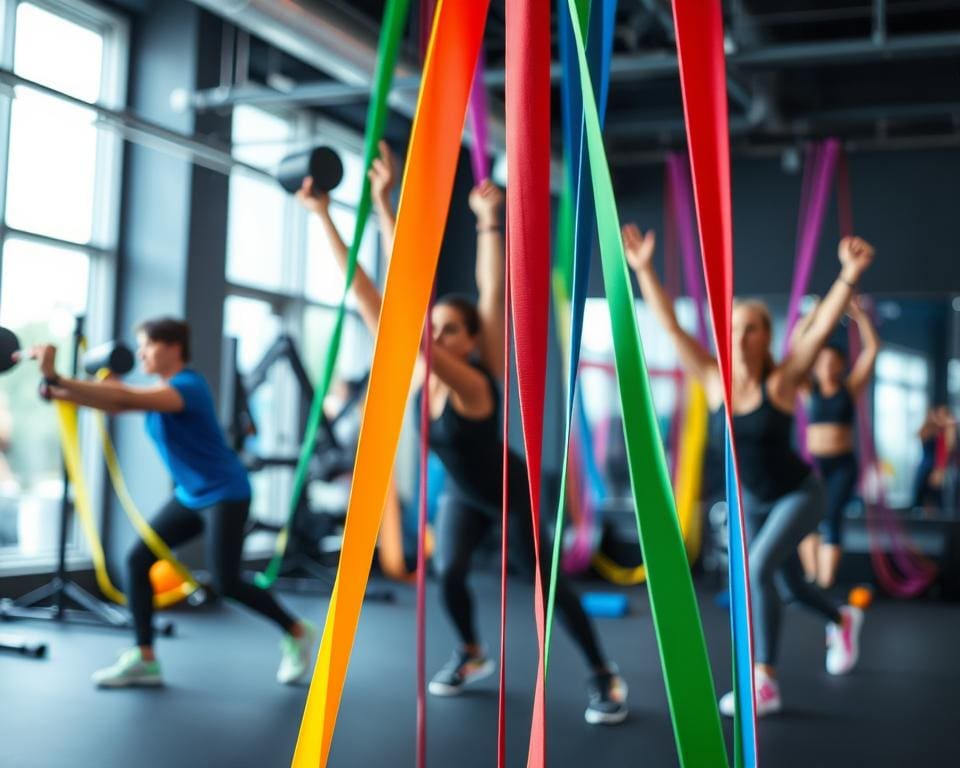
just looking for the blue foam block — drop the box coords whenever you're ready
[581,592,629,618]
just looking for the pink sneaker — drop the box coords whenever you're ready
[826,606,864,676]
[719,672,781,717]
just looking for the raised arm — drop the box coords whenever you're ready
[780,236,875,385]
[369,140,398,264]
[298,169,492,411]
[18,345,183,414]
[296,179,382,337]
[470,181,506,379]
[845,296,880,398]
[622,224,723,408]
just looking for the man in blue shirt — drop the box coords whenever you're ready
[21,317,317,688]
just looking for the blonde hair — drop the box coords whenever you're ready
[733,299,776,374]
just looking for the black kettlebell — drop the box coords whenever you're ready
[0,327,21,374]
[82,341,135,376]
[277,146,344,195]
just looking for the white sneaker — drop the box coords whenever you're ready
[719,671,781,718]
[826,606,863,676]
[427,648,496,696]
[92,648,163,689]
[277,620,319,685]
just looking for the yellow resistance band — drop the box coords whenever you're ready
[591,381,708,585]
[55,398,199,609]
[92,403,199,607]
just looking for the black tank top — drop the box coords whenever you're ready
[732,379,810,501]
[418,363,527,510]
[808,381,855,425]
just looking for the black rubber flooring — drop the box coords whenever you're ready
[1,573,957,767]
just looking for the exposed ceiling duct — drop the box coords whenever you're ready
[186,0,509,161]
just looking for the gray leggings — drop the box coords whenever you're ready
[743,474,842,665]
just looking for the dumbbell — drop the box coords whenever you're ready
[82,341,135,376]
[0,327,21,374]
[277,146,344,195]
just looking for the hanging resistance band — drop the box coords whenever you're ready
[415,300,433,768]
[851,321,938,597]
[785,141,840,462]
[505,2,552,763]
[291,3,491,765]
[551,1,730,765]
[413,2,437,761]
[550,0,614,576]
[547,0,616,646]
[835,151,938,597]
[782,139,841,352]
[673,2,759,766]
[496,230,513,768]
[257,0,412,590]
[563,387,606,574]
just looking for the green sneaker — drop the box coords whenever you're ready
[92,648,163,689]
[277,620,319,685]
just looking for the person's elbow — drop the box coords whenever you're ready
[109,390,134,414]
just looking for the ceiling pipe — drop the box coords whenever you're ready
[185,0,516,169]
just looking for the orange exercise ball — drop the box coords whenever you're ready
[848,585,874,610]
[150,560,185,595]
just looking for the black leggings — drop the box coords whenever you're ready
[813,452,859,546]
[434,492,606,671]
[127,497,296,646]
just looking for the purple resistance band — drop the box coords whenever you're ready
[666,153,712,347]
[784,140,840,463]
[836,153,937,596]
[466,47,490,183]
[782,138,841,353]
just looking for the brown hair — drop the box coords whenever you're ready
[435,294,481,336]
[137,317,191,362]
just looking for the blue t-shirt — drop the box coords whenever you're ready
[145,369,251,509]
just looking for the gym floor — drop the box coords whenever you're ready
[1,573,956,767]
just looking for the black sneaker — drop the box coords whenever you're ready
[427,648,496,697]
[585,667,628,725]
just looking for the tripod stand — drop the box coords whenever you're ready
[0,316,173,635]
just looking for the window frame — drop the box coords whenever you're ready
[224,104,380,538]
[0,0,128,573]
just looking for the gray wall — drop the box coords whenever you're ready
[606,147,960,298]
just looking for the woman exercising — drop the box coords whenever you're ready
[797,298,879,588]
[623,224,872,716]
[912,405,957,511]
[19,319,317,688]
[297,142,628,725]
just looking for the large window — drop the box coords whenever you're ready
[874,347,930,508]
[579,296,701,499]
[0,0,126,569]
[224,106,377,535]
